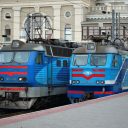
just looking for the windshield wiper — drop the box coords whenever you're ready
[91,59,98,67]
[13,60,22,64]
[74,59,79,67]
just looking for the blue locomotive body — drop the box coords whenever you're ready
[0,40,72,109]
[68,42,128,102]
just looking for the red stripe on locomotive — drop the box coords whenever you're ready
[0,66,28,69]
[72,74,105,80]
[0,72,28,76]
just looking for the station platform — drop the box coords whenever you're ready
[0,92,128,128]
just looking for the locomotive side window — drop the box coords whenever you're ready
[63,60,68,67]
[57,60,61,67]
[73,55,88,66]
[112,55,118,67]
[52,46,72,57]
[46,46,52,56]
[35,53,43,64]
[91,54,107,66]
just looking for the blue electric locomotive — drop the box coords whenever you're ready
[68,40,128,103]
[0,39,73,109]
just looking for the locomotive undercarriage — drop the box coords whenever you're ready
[69,92,94,103]
[0,86,67,109]
[68,85,121,103]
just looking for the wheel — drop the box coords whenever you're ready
[69,97,86,104]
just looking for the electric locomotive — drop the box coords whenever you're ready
[0,39,73,109]
[68,40,128,103]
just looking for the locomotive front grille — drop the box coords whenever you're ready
[5,92,19,101]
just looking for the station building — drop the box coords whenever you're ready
[0,0,90,44]
[0,0,128,44]
[82,0,128,40]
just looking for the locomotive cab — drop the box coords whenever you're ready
[0,40,72,109]
[68,43,123,102]
[0,40,45,84]
[0,40,46,109]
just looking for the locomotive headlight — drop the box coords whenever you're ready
[72,80,76,84]
[0,77,4,81]
[76,80,80,84]
[96,81,100,84]
[72,80,80,84]
[101,81,105,84]
[96,80,105,84]
[18,77,27,82]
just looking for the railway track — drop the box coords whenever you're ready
[0,97,70,119]
[0,96,95,119]
[0,109,33,119]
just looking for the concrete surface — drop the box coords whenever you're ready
[0,92,128,128]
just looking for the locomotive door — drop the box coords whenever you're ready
[35,52,46,85]
[47,57,53,92]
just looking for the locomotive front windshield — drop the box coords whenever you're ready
[91,54,107,66]
[73,55,88,66]
[0,51,30,64]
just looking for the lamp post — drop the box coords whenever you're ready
[103,9,120,41]
[111,9,115,41]
[116,12,120,38]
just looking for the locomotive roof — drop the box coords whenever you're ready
[73,45,118,54]
[1,43,45,51]
[0,39,74,51]
[0,40,73,57]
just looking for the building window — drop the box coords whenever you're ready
[5,29,11,35]
[65,11,71,18]
[64,24,72,41]
[4,25,11,42]
[5,13,11,20]
[82,26,112,40]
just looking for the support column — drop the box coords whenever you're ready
[53,5,61,39]
[13,7,21,40]
[74,5,83,41]
[112,9,116,41]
